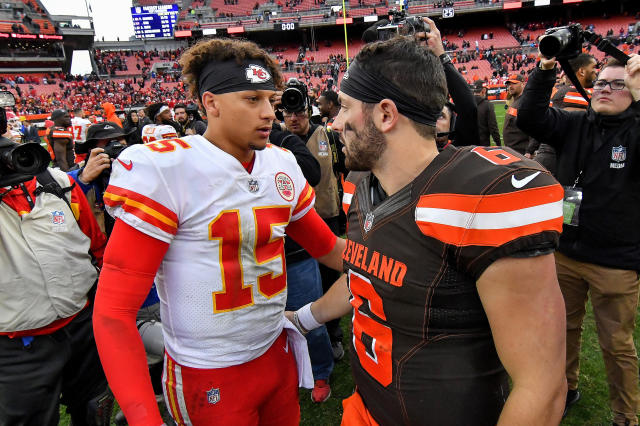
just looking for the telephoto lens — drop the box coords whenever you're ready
[281,86,306,112]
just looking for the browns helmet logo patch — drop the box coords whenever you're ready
[275,172,295,201]
[246,64,272,83]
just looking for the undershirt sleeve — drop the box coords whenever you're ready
[93,219,169,426]
[287,208,338,258]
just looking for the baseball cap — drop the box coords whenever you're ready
[506,74,525,84]
[86,121,133,143]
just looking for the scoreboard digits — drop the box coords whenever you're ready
[274,22,299,31]
[131,5,179,39]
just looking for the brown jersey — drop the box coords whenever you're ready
[341,145,563,426]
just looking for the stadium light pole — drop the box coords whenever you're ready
[341,0,349,66]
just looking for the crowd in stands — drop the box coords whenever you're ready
[93,48,183,76]
[11,73,187,115]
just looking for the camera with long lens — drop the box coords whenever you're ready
[539,23,584,60]
[281,78,309,112]
[376,9,430,41]
[0,91,50,187]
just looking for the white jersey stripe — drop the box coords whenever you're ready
[415,200,563,230]
[173,362,193,425]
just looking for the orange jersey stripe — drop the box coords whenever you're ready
[416,217,562,247]
[416,184,563,214]
[342,180,356,215]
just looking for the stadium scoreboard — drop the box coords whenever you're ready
[274,22,299,31]
[131,4,179,39]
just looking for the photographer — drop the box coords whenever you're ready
[0,108,112,424]
[70,121,131,236]
[174,103,207,136]
[517,51,640,425]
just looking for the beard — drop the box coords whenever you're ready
[344,115,386,171]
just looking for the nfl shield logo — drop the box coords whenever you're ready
[363,212,375,233]
[611,146,626,162]
[51,210,65,225]
[206,388,220,404]
[248,178,259,193]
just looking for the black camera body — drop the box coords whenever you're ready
[376,9,430,41]
[0,91,50,187]
[102,140,127,159]
[539,23,585,60]
[281,78,309,112]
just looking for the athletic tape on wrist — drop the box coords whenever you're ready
[296,302,322,332]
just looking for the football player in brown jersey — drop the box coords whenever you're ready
[288,35,567,425]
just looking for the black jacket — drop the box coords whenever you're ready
[474,95,500,146]
[443,61,478,147]
[517,66,640,271]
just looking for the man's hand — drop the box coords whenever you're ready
[538,51,557,70]
[419,17,445,57]
[79,148,110,184]
[625,54,640,101]
[185,128,196,135]
[273,90,283,111]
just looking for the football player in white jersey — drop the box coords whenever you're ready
[141,103,179,143]
[71,107,91,144]
[71,108,92,163]
[93,39,345,426]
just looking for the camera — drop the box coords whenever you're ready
[376,9,430,41]
[281,78,309,112]
[102,139,127,159]
[539,23,584,60]
[0,91,50,187]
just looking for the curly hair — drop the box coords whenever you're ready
[179,38,284,103]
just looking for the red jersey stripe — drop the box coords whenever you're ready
[105,185,178,223]
[104,195,178,236]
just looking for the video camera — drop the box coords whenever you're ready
[376,9,430,41]
[539,23,630,64]
[0,91,50,187]
[281,78,309,112]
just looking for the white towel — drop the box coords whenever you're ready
[283,318,314,389]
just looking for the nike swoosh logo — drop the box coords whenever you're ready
[117,159,133,171]
[283,337,289,353]
[511,171,540,188]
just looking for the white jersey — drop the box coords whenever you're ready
[104,135,315,368]
[141,123,178,143]
[71,117,91,143]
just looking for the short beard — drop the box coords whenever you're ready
[344,115,386,171]
[249,142,266,151]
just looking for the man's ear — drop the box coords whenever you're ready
[201,92,221,118]
[375,99,399,134]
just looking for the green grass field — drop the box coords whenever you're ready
[60,103,636,424]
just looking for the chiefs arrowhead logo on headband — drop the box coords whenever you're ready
[245,64,272,84]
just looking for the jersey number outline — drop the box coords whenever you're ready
[73,125,84,140]
[349,270,393,387]
[209,206,291,313]
[145,138,191,153]
[471,146,520,165]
